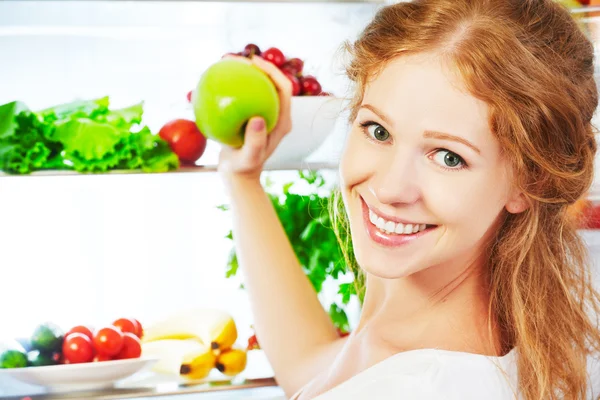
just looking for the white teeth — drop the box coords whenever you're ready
[384,221,395,233]
[369,210,377,224]
[394,223,404,234]
[367,209,430,235]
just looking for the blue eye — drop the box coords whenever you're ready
[432,150,465,169]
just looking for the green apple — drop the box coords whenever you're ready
[193,59,280,148]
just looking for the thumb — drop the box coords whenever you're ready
[240,116,268,166]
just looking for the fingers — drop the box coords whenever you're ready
[238,117,268,170]
[249,56,293,156]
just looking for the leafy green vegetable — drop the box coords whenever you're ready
[0,97,179,174]
[222,171,361,332]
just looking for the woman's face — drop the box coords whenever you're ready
[340,52,522,280]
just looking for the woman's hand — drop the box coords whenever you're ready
[218,55,293,183]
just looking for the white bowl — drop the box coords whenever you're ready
[0,357,158,393]
[266,96,345,167]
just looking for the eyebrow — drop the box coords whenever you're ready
[423,131,481,154]
[359,104,481,155]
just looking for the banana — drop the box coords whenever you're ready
[142,308,238,352]
[142,339,216,380]
[215,348,247,377]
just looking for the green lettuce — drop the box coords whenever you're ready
[0,97,179,174]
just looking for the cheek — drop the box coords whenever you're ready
[424,170,508,231]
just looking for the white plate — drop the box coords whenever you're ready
[0,357,158,393]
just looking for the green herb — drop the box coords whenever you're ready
[222,170,361,332]
[0,97,179,174]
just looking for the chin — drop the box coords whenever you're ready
[350,225,433,280]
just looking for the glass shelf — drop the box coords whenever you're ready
[0,162,339,178]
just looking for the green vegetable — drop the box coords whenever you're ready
[30,323,64,353]
[0,97,179,174]
[27,350,60,367]
[222,171,362,331]
[0,349,28,369]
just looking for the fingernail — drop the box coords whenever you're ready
[250,117,265,131]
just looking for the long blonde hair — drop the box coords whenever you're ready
[333,0,600,398]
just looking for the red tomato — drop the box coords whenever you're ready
[132,319,144,339]
[112,318,139,336]
[65,325,94,341]
[93,327,124,356]
[114,333,142,360]
[159,119,207,165]
[63,333,94,364]
[93,353,112,362]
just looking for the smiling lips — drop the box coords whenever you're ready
[361,198,436,247]
[368,209,427,235]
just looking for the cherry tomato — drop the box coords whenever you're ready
[132,319,144,339]
[65,325,94,341]
[186,90,193,103]
[63,333,94,364]
[247,334,260,350]
[112,318,139,336]
[114,333,142,360]
[93,353,112,362]
[159,119,207,165]
[93,326,124,356]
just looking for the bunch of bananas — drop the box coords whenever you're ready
[141,308,247,380]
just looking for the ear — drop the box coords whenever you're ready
[505,191,528,214]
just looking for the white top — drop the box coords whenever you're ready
[290,348,600,399]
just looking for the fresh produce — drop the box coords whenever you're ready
[159,119,207,165]
[193,59,280,148]
[0,349,28,369]
[31,323,64,353]
[300,76,322,97]
[65,325,94,341]
[261,47,286,68]
[0,316,145,369]
[141,339,216,380]
[224,43,327,96]
[242,43,261,58]
[27,350,60,367]
[0,97,180,174]
[93,326,124,357]
[62,333,94,364]
[247,333,260,351]
[223,171,361,333]
[114,332,142,360]
[215,348,247,377]
[142,308,238,353]
[112,318,140,338]
[569,198,600,229]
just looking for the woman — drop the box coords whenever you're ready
[219,0,600,398]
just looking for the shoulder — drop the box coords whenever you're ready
[311,348,519,400]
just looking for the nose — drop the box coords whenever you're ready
[368,151,421,206]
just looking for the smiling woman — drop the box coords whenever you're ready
[219,1,600,400]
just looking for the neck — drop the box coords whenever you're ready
[354,256,502,356]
